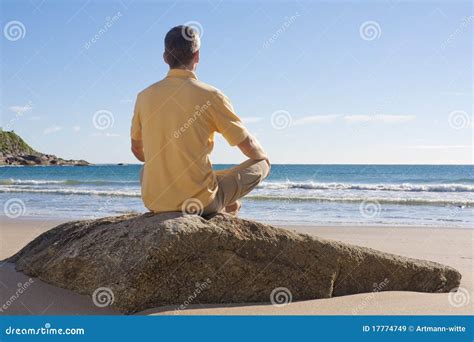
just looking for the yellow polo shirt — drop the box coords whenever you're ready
[131,69,248,213]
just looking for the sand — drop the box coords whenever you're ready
[0,217,472,315]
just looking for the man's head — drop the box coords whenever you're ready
[163,25,200,70]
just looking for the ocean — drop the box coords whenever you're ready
[0,164,472,227]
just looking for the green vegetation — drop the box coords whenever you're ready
[0,129,38,155]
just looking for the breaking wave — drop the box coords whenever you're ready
[0,179,138,186]
[258,181,474,192]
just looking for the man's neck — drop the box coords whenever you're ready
[171,65,195,72]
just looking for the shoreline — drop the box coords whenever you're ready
[0,216,472,316]
[2,215,473,230]
[2,163,472,229]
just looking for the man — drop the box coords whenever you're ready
[131,25,270,216]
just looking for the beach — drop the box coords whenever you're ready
[1,216,472,316]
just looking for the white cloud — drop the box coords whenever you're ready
[43,125,62,134]
[9,104,33,115]
[440,91,465,96]
[91,132,120,137]
[72,126,81,132]
[287,114,416,126]
[375,115,415,123]
[241,116,263,124]
[293,115,340,125]
[407,145,472,149]
[344,115,371,123]
[344,115,415,124]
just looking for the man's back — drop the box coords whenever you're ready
[131,68,248,212]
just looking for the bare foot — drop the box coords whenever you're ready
[224,201,241,217]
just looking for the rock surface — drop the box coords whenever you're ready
[6,213,462,313]
[0,130,89,166]
[0,153,90,166]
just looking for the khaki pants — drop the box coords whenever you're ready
[140,159,270,215]
[203,159,270,215]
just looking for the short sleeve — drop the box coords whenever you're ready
[131,95,142,140]
[210,91,248,146]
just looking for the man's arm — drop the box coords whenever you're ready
[209,91,270,166]
[131,138,145,162]
[237,135,270,167]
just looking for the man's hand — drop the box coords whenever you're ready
[237,135,270,167]
[131,138,145,162]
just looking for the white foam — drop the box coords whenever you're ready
[258,181,474,192]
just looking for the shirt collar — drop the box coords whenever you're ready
[166,68,198,80]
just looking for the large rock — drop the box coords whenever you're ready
[0,130,89,166]
[0,152,89,166]
[5,213,461,313]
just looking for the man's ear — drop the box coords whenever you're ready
[163,51,168,65]
[194,50,200,64]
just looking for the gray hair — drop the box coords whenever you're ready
[164,25,200,68]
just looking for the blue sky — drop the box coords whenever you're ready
[1,0,472,164]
